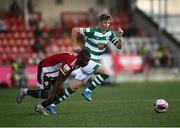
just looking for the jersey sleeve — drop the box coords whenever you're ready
[58,53,76,77]
[79,27,91,37]
[110,31,118,45]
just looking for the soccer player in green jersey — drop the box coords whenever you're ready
[50,13,123,113]
[71,13,123,102]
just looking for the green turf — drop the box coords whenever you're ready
[0,81,180,127]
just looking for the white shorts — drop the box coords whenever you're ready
[75,60,101,81]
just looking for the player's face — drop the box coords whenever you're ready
[77,57,90,67]
[99,19,111,31]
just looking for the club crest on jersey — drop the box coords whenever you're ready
[63,64,70,73]
[95,36,99,40]
[44,81,49,86]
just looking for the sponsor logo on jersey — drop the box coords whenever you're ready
[63,64,70,73]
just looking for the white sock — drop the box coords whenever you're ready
[85,88,92,93]
[23,88,28,95]
[50,104,56,107]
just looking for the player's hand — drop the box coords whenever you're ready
[98,43,106,50]
[117,28,123,37]
[73,47,81,53]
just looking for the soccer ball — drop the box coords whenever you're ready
[154,99,168,113]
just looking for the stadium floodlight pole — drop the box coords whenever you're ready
[150,0,154,19]
[22,0,30,30]
[164,0,168,28]
[157,0,163,42]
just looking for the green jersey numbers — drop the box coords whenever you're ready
[79,27,118,62]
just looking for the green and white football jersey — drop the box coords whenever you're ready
[80,27,118,62]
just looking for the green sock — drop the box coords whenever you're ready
[54,87,75,105]
[86,74,109,92]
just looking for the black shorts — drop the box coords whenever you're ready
[37,62,57,90]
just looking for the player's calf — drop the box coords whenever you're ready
[82,74,109,102]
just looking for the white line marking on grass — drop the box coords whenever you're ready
[65,99,180,104]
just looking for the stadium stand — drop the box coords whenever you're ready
[0,0,180,87]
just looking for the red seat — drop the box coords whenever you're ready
[12,46,18,53]
[15,39,22,47]
[9,39,15,47]
[0,46,3,53]
[0,33,5,39]
[27,32,33,39]
[22,39,29,47]
[2,53,8,61]
[2,39,8,46]
[6,33,13,39]
[4,46,11,53]
[13,32,20,39]
[19,46,25,53]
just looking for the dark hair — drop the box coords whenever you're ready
[77,49,91,59]
[76,49,91,67]
[99,13,111,21]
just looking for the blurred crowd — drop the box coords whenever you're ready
[137,43,173,72]
[0,0,177,88]
[0,0,136,65]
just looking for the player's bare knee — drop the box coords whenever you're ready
[96,65,110,76]
[70,86,78,92]
[101,69,110,77]
[104,71,110,76]
[69,79,83,92]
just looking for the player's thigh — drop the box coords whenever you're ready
[69,78,84,91]
[55,83,65,95]
[81,60,101,74]
[75,67,93,83]
[95,65,110,75]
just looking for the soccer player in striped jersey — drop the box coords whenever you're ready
[53,13,123,107]
[16,49,90,115]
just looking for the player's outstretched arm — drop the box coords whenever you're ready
[71,27,81,51]
[115,27,124,49]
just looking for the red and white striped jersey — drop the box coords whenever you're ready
[40,52,77,79]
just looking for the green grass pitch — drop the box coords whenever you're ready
[0,81,180,127]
